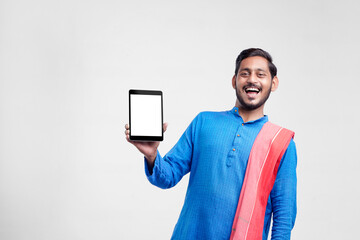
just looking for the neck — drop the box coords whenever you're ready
[235,100,265,122]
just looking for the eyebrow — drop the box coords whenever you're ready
[239,67,267,72]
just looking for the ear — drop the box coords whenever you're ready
[271,76,279,92]
[232,75,236,89]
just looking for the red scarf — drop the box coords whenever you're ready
[230,122,294,240]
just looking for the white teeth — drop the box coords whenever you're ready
[245,87,260,92]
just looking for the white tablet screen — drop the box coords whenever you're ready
[130,94,162,137]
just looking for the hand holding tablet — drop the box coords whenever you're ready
[125,89,166,166]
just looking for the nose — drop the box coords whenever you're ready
[247,72,258,84]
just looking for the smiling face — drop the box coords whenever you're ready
[232,56,278,111]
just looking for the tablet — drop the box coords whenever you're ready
[129,89,163,141]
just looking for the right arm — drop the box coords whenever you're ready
[125,114,199,189]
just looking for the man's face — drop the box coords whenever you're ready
[232,56,278,111]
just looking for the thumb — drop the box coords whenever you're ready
[163,122,168,133]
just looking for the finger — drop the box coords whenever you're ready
[125,129,129,135]
[163,122,168,132]
[126,134,132,143]
[125,124,129,130]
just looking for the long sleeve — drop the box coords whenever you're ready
[144,114,199,189]
[270,139,297,239]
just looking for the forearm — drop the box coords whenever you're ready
[270,187,296,239]
[144,151,189,189]
[144,113,198,189]
[271,140,297,239]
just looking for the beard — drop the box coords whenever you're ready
[235,82,272,111]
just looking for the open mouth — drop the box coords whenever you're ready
[244,87,261,94]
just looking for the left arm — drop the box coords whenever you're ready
[270,139,297,239]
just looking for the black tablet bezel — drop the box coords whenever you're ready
[129,89,163,141]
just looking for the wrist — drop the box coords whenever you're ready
[145,151,157,164]
[145,152,157,175]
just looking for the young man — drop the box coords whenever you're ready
[125,48,297,239]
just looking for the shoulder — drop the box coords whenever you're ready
[265,122,295,141]
[265,121,297,158]
[186,110,231,132]
[265,121,294,132]
[196,110,232,121]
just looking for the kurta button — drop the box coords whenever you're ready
[237,134,240,137]
[242,123,244,126]
[232,148,235,151]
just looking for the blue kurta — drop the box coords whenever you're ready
[145,107,297,239]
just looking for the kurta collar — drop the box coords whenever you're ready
[230,106,268,124]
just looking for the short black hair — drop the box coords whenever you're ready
[234,48,277,79]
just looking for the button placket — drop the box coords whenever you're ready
[226,123,243,167]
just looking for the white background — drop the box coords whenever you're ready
[1,0,359,239]
[130,94,162,137]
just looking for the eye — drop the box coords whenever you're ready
[240,72,249,77]
[258,73,266,77]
